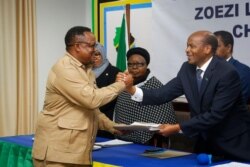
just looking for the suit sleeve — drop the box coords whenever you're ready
[95,110,116,133]
[142,76,184,105]
[53,67,125,110]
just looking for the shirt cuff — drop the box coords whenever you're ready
[131,86,143,102]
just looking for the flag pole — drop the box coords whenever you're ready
[126,4,131,48]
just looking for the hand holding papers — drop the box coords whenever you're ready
[114,122,161,132]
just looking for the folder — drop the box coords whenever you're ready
[114,122,161,131]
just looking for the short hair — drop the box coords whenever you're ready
[203,32,218,55]
[214,30,234,52]
[64,26,91,50]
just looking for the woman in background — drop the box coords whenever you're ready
[92,42,121,139]
[114,47,177,147]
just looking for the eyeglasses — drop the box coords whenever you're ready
[127,62,146,68]
[68,41,96,49]
[93,52,101,57]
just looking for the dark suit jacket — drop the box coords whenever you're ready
[96,63,121,139]
[96,63,121,120]
[229,57,250,104]
[142,56,250,161]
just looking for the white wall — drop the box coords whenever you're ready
[36,0,92,111]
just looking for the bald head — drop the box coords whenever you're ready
[189,31,218,55]
[186,30,218,67]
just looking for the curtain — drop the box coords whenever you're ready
[0,0,38,136]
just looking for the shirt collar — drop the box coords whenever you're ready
[226,56,232,62]
[197,56,213,72]
[65,52,92,70]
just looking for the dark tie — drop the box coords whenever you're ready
[196,69,203,91]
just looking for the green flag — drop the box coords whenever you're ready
[115,14,127,72]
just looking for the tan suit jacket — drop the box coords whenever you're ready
[32,53,125,165]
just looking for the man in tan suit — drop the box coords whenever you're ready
[32,26,133,167]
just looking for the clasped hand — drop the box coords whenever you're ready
[116,72,133,88]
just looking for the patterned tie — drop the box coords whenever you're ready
[196,69,203,92]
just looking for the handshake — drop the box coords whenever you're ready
[116,72,136,94]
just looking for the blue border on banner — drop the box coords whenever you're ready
[103,3,152,49]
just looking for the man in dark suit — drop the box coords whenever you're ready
[214,30,250,104]
[126,31,250,161]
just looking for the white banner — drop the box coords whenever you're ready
[152,0,250,83]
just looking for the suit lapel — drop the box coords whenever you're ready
[188,65,201,110]
[228,57,236,65]
[200,56,217,96]
[190,66,199,92]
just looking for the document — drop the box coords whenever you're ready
[141,149,191,159]
[93,145,102,151]
[114,122,161,131]
[95,139,133,147]
[212,162,250,167]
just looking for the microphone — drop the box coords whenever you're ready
[197,153,212,165]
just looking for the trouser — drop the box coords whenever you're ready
[33,158,92,167]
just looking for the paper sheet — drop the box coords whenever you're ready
[93,145,102,151]
[95,139,133,147]
[114,122,161,131]
[212,162,250,167]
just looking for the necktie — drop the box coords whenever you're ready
[196,69,203,91]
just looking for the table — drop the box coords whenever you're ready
[0,135,33,167]
[0,135,230,167]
